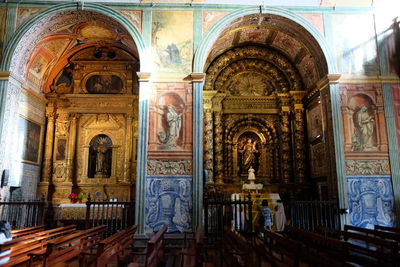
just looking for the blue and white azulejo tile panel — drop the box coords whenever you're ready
[347,176,396,228]
[145,175,192,233]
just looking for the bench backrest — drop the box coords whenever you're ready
[345,224,400,244]
[145,225,167,267]
[44,225,107,266]
[0,224,77,255]
[374,225,400,234]
[96,225,137,267]
[11,225,45,238]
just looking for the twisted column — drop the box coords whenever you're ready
[214,111,224,184]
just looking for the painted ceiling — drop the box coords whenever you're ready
[205,13,328,90]
[11,10,138,93]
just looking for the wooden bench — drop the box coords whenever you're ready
[11,225,45,238]
[375,224,400,234]
[345,224,400,245]
[220,227,253,267]
[285,226,347,267]
[0,224,76,252]
[255,226,300,267]
[0,225,77,267]
[130,225,168,267]
[29,225,106,266]
[80,225,137,267]
[315,226,398,266]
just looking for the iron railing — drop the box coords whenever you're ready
[0,200,45,229]
[85,198,135,237]
[204,192,253,245]
[286,200,340,232]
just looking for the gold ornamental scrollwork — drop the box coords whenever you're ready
[205,46,303,92]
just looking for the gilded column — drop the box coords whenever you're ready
[279,94,292,184]
[41,103,56,183]
[291,91,306,184]
[213,111,223,184]
[66,113,78,183]
[124,113,134,183]
[203,90,217,184]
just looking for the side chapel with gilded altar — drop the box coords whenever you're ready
[38,44,139,203]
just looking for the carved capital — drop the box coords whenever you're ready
[188,72,206,83]
[136,72,151,82]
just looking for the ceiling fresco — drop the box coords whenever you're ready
[10,10,139,93]
[204,13,328,90]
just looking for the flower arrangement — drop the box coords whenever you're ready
[78,192,84,202]
[68,193,78,202]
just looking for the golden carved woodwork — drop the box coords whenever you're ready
[42,46,139,203]
[203,43,309,192]
[204,46,303,93]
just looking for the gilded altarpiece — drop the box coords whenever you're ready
[203,46,308,196]
[38,47,139,203]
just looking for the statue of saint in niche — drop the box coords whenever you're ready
[158,105,182,148]
[88,135,112,178]
[238,137,260,176]
[352,105,376,151]
[95,146,108,175]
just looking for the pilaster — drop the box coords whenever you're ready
[382,83,400,226]
[190,72,205,232]
[135,72,151,234]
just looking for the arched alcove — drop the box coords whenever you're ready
[0,4,142,203]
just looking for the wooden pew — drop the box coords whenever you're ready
[219,227,253,267]
[130,225,168,267]
[0,224,76,252]
[29,225,106,267]
[315,226,398,266]
[11,225,45,238]
[345,224,400,245]
[255,226,300,267]
[285,226,347,267]
[0,225,77,267]
[375,224,400,234]
[80,225,137,267]
[174,231,202,267]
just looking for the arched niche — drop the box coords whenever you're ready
[348,94,377,151]
[88,134,113,178]
[157,93,185,149]
[225,118,278,184]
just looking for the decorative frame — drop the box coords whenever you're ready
[55,138,67,161]
[18,116,43,165]
[306,101,324,143]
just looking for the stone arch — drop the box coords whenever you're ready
[194,6,336,74]
[1,3,145,73]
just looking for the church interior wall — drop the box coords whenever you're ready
[0,1,398,231]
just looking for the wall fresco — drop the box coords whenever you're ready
[300,13,324,35]
[152,11,193,77]
[348,176,395,228]
[203,11,228,35]
[331,14,378,75]
[16,8,44,30]
[145,176,192,233]
[118,10,142,33]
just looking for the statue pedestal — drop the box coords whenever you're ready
[242,182,263,193]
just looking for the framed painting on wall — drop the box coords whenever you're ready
[307,102,324,143]
[55,138,67,161]
[17,116,43,165]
